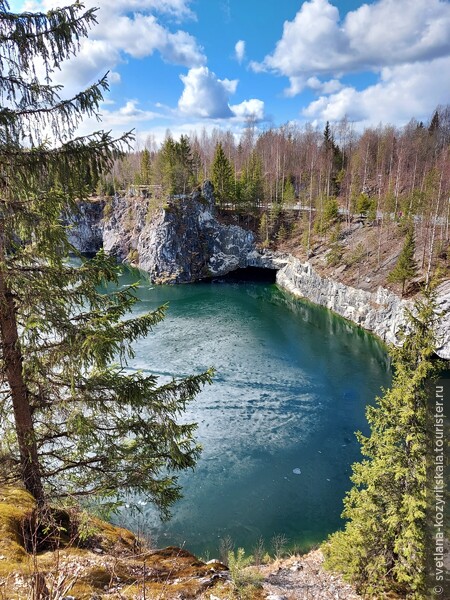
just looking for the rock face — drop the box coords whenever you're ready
[276,256,450,357]
[137,197,254,283]
[101,181,285,283]
[276,256,410,347]
[102,194,149,263]
[67,200,104,253]
[69,183,449,359]
[435,280,450,360]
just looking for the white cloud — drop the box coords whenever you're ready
[306,77,344,94]
[178,67,237,119]
[24,0,195,19]
[106,100,160,125]
[285,75,343,97]
[230,99,265,121]
[108,72,122,84]
[178,67,266,122]
[106,0,196,20]
[134,121,246,148]
[71,99,162,142]
[235,40,246,64]
[22,0,205,94]
[253,0,450,85]
[302,56,450,126]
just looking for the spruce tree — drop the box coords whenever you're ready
[324,286,444,598]
[0,1,212,512]
[176,134,194,194]
[140,148,152,185]
[211,142,234,205]
[240,150,264,210]
[388,228,418,296]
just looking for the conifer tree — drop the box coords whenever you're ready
[283,178,296,205]
[388,227,419,295]
[140,148,152,185]
[0,1,212,512]
[211,142,234,205]
[240,150,264,210]
[176,134,194,194]
[324,286,444,598]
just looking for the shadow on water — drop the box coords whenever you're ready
[201,266,278,284]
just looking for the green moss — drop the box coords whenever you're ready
[0,487,35,568]
[0,489,229,599]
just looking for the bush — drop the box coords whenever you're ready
[228,548,264,589]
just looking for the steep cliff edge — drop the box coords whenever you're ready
[99,181,285,282]
[69,183,449,359]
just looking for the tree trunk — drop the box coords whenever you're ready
[0,221,44,504]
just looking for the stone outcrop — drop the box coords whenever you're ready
[276,256,450,357]
[276,257,409,347]
[137,196,254,283]
[102,193,149,263]
[67,200,104,253]
[435,280,450,360]
[69,183,449,359]
[100,181,285,283]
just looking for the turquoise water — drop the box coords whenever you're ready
[116,270,391,557]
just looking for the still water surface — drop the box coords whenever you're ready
[116,269,391,557]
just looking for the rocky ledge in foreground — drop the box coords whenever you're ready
[0,487,229,599]
[1,487,363,600]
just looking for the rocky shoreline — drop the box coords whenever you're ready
[68,182,450,359]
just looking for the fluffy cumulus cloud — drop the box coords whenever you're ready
[302,56,450,125]
[22,0,205,92]
[178,67,265,121]
[102,100,161,126]
[255,0,450,79]
[178,67,237,118]
[251,0,450,124]
[235,40,246,64]
[230,99,265,121]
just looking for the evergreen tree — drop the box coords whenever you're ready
[388,228,419,295]
[324,287,444,598]
[0,1,212,512]
[428,109,439,134]
[240,150,264,210]
[259,213,269,245]
[283,178,296,205]
[356,193,372,216]
[155,134,178,195]
[176,134,194,194]
[323,121,333,150]
[323,196,339,223]
[140,148,152,185]
[211,142,234,205]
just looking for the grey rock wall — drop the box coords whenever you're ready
[276,256,409,347]
[435,280,450,360]
[67,201,104,253]
[276,255,450,358]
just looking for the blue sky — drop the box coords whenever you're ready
[14,0,450,144]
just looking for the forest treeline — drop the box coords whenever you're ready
[92,106,449,293]
[96,106,449,229]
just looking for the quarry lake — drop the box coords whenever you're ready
[115,268,391,557]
